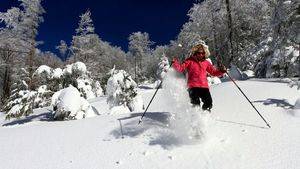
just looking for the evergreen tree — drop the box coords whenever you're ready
[128,32,153,83]
[56,40,68,61]
[106,68,142,112]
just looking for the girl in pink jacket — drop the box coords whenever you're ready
[172,44,226,111]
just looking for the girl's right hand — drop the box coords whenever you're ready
[172,58,179,64]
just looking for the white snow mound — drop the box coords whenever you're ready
[52,85,96,120]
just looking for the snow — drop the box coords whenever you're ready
[291,98,300,117]
[72,61,87,74]
[52,86,96,120]
[5,90,37,119]
[0,77,299,169]
[35,65,52,76]
[162,69,207,143]
[106,69,142,112]
[94,81,104,97]
[52,68,63,79]
[37,85,47,93]
[242,70,255,79]
[34,85,51,107]
[283,0,291,5]
[207,76,222,85]
[157,55,170,80]
[77,78,96,99]
[63,64,73,75]
[110,105,131,115]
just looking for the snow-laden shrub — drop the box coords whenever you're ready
[156,55,170,81]
[35,65,53,79]
[94,81,103,97]
[52,68,63,79]
[51,85,96,120]
[207,76,221,85]
[255,43,299,78]
[35,62,103,100]
[106,69,143,112]
[61,62,103,99]
[4,62,103,120]
[4,90,37,120]
[77,77,96,99]
[34,85,53,108]
[242,70,255,79]
[4,67,53,119]
[286,78,300,117]
[294,99,300,109]
[71,61,87,77]
[4,85,53,120]
[288,79,300,90]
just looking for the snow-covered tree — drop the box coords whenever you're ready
[0,7,26,104]
[156,54,170,81]
[3,62,103,119]
[75,10,95,36]
[69,10,101,70]
[128,32,153,83]
[61,62,103,99]
[51,85,96,120]
[19,0,45,90]
[106,68,143,112]
[56,40,68,61]
[253,0,299,78]
[0,0,46,111]
[3,68,42,119]
[52,85,96,120]
[178,0,273,67]
[285,78,300,115]
[68,10,128,83]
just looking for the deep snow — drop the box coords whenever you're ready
[0,78,299,169]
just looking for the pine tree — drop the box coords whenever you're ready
[128,32,153,83]
[19,0,45,90]
[4,68,36,119]
[56,40,68,61]
[106,68,140,112]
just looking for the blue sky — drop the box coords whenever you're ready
[1,0,196,54]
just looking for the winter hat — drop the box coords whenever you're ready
[191,43,210,59]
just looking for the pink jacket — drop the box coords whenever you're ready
[173,57,224,88]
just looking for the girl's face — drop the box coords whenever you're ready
[193,46,206,61]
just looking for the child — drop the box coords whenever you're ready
[172,43,226,111]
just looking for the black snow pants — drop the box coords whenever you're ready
[188,87,213,110]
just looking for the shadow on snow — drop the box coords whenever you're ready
[2,105,100,127]
[2,111,53,126]
[110,112,187,149]
[253,98,294,109]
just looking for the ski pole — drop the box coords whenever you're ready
[139,43,186,125]
[138,80,163,124]
[217,57,271,128]
[138,61,174,124]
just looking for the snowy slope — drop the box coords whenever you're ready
[0,80,299,169]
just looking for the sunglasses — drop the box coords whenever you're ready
[195,51,205,55]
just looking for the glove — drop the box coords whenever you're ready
[171,58,179,65]
[218,64,227,73]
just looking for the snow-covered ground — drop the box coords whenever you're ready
[0,79,299,169]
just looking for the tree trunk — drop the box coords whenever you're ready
[27,48,35,90]
[2,65,12,103]
[210,3,219,59]
[1,49,13,104]
[225,0,234,66]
